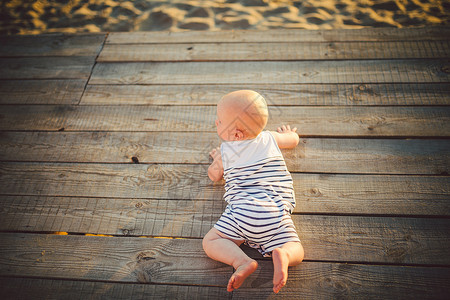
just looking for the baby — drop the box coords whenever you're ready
[203,90,304,294]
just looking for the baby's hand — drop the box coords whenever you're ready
[209,147,221,161]
[277,125,297,134]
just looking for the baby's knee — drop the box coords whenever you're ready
[202,232,211,251]
[202,228,219,250]
[291,242,304,265]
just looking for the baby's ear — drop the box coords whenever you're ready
[234,129,244,140]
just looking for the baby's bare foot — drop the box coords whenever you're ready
[272,248,289,293]
[227,260,258,292]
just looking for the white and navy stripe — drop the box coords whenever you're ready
[214,131,300,257]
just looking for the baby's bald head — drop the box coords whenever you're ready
[216,90,268,141]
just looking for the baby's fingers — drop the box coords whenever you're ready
[209,147,220,158]
[277,125,298,133]
[277,125,287,132]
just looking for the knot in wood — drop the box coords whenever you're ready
[136,252,155,262]
[441,65,450,74]
[309,188,322,197]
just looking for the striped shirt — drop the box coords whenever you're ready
[214,131,300,256]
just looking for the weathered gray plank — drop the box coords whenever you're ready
[1,198,449,265]
[234,261,450,300]
[80,83,450,106]
[0,233,230,286]
[0,80,86,105]
[97,41,450,62]
[1,132,448,175]
[106,27,450,44]
[0,163,220,200]
[0,196,226,238]
[0,57,96,79]
[0,277,231,300]
[294,174,450,216]
[297,215,450,265]
[0,228,448,287]
[0,264,449,300]
[89,60,450,84]
[289,138,450,175]
[0,105,448,137]
[0,164,448,216]
[0,34,106,57]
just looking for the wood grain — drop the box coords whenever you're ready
[1,198,449,265]
[0,34,106,57]
[0,57,96,79]
[235,261,450,300]
[0,162,222,200]
[0,277,231,300]
[0,105,448,137]
[0,233,231,286]
[0,132,448,174]
[0,227,448,287]
[1,263,448,300]
[89,60,450,84]
[0,80,86,105]
[0,164,448,216]
[97,41,450,62]
[294,174,450,216]
[106,27,450,44]
[80,83,450,106]
[0,196,226,238]
[0,27,449,298]
[297,215,450,265]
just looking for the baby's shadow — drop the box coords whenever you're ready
[240,245,274,289]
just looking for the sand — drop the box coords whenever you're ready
[0,0,449,35]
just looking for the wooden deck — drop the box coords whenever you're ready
[0,27,449,299]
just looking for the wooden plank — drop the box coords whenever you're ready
[0,277,231,300]
[0,105,448,137]
[0,163,222,201]
[0,229,448,285]
[0,34,106,57]
[289,138,450,175]
[0,57,96,79]
[80,83,450,106]
[89,60,450,84]
[0,196,226,238]
[1,197,449,265]
[296,215,450,265]
[106,27,450,44]
[0,266,448,300]
[0,233,231,286]
[294,174,450,216]
[234,261,450,300]
[1,132,448,175]
[0,164,448,216]
[0,80,86,105]
[97,41,450,62]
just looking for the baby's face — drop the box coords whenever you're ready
[215,104,235,141]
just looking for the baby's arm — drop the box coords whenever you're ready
[271,125,300,149]
[208,147,224,182]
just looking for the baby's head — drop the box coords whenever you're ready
[215,90,268,141]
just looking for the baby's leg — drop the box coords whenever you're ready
[203,228,258,292]
[272,241,304,294]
